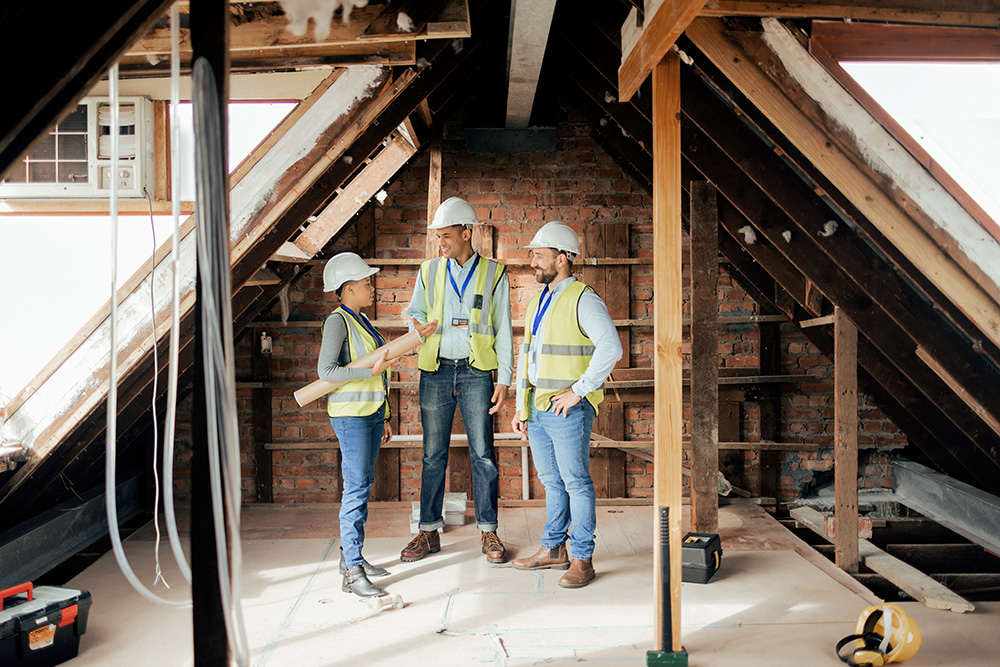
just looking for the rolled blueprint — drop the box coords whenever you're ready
[293,329,422,406]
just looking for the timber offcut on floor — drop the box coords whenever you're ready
[66,503,999,666]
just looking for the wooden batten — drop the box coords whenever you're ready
[652,52,684,654]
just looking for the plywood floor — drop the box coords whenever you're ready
[63,502,1000,666]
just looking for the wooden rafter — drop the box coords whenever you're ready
[619,0,709,102]
[686,18,1000,354]
[700,0,1000,28]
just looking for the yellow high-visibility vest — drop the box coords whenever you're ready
[518,280,603,420]
[327,308,389,418]
[417,255,505,372]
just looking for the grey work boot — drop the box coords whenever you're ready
[339,547,388,577]
[342,565,386,598]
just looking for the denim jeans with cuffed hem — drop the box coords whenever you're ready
[331,410,384,568]
[527,399,597,559]
[418,359,499,532]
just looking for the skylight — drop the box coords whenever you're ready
[840,61,1000,224]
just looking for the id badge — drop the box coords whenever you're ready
[451,317,469,329]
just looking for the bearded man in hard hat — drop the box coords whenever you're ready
[401,197,514,565]
[510,221,623,588]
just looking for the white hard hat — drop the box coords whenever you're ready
[427,196,479,230]
[525,221,580,256]
[323,252,379,292]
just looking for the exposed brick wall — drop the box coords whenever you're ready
[170,104,910,506]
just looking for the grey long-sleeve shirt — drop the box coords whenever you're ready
[317,311,377,382]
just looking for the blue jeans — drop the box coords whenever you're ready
[527,399,597,559]
[418,360,499,532]
[331,410,384,568]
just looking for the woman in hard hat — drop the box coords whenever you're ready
[318,252,435,597]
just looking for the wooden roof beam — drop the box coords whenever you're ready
[811,21,1000,61]
[700,1,1000,28]
[686,17,1000,352]
[505,0,558,128]
[619,0,709,102]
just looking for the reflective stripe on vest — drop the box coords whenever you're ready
[327,308,388,418]
[518,280,603,420]
[417,255,504,372]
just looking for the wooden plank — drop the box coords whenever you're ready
[690,181,719,533]
[294,132,417,258]
[700,1,1000,27]
[652,52,684,654]
[426,125,443,259]
[246,267,281,286]
[792,506,975,612]
[834,308,859,573]
[799,315,834,328]
[804,280,825,317]
[606,224,632,369]
[591,402,627,498]
[810,22,1000,61]
[0,200,196,216]
[618,0,709,102]
[758,316,781,499]
[271,241,312,263]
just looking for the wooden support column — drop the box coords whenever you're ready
[252,332,273,503]
[758,314,781,500]
[190,0,230,663]
[834,307,860,573]
[690,181,719,534]
[425,124,443,259]
[652,52,685,657]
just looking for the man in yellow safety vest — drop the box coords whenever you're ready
[511,221,622,588]
[401,197,513,565]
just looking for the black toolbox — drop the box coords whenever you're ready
[0,583,92,666]
[681,532,722,584]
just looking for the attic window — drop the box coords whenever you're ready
[1,105,88,185]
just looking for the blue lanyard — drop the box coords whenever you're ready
[447,254,479,301]
[531,288,554,337]
[341,305,385,348]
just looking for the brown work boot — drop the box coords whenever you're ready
[558,558,595,588]
[511,543,570,570]
[481,531,507,564]
[400,530,441,562]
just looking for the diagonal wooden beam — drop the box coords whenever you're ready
[293,132,418,257]
[619,0,709,102]
[700,1,1000,27]
[687,18,1000,351]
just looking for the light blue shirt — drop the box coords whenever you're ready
[522,276,622,405]
[407,252,514,386]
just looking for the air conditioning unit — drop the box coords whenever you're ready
[0,96,155,199]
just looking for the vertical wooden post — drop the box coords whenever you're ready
[652,52,684,656]
[758,306,781,499]
[425,125,443,259]
[834,306,859,573]
[190,0,230,663]
[252,333,273,503]
[690,181,718,534]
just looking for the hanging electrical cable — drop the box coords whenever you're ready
[104,62,190,610]
[162,1,193,586]
[192,55,250,666]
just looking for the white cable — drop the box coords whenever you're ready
[105,62,190,610]
[144,189,169,590]
[162,0,193,586]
